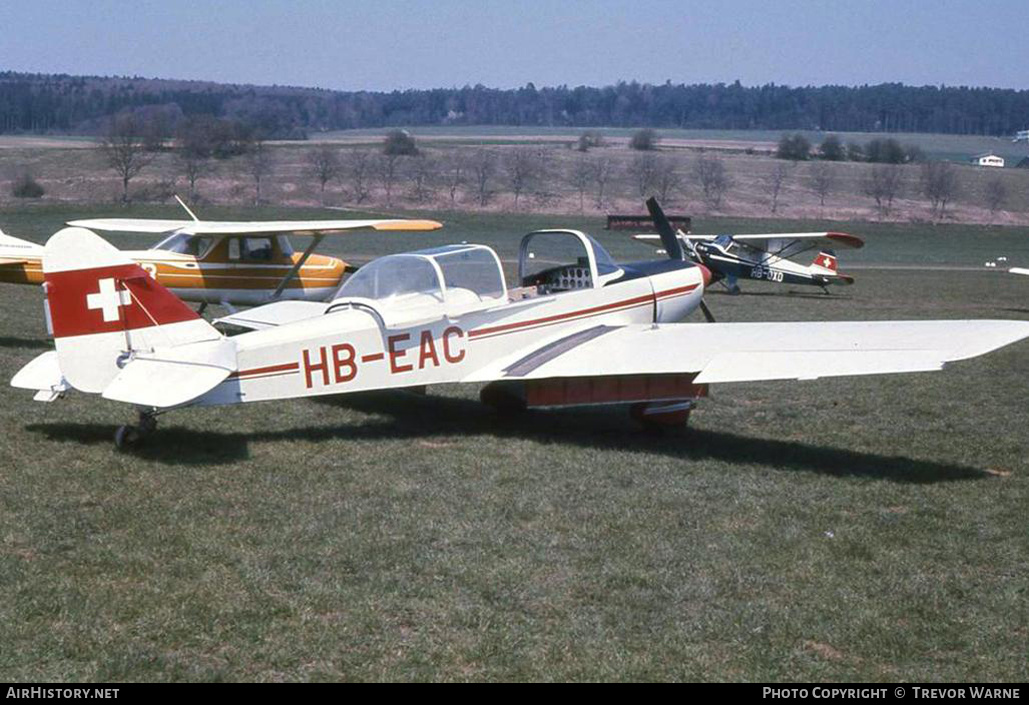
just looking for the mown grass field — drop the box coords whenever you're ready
[0,205,1027,681]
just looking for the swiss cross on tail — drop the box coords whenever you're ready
[86,278,132,322]
[813,251,838,273]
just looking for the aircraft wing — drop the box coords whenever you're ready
[721,232,864,250]
[633,231,864,252]
[0,231,45,262]
[1009,268,1029,276]
[465,320,1029,385]
[66,218,443,235]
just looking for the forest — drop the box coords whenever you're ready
[1,71,1027,137]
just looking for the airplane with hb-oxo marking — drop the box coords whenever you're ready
[0,198,441,309]
[11,215,1029,447]
[632,198,863,294]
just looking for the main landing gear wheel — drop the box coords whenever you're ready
[114,410,158,449]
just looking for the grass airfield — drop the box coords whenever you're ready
[0,204,1027,681]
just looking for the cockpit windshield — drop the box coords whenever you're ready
[518,229,621,292]
[433,247,506,302]
[153,232,214,257]
[336,254,443,302]
[334,245,506,308]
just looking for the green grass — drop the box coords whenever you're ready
[316,126,1029,163]
[0,205,1027,681]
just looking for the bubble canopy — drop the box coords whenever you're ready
[334,244,507,306]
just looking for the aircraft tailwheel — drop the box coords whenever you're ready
[114,425,137,449]
[114,410,158,449]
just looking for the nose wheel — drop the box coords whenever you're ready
[115,409,159,449]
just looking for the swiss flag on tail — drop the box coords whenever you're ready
[42,227,219,394]
[43,228,200,339]
[46,264,200,339]
[812,251,838,273]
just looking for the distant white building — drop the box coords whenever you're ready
[970,153,1005,168]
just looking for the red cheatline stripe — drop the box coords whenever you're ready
[221,284,700,378]
[655,284,697,300]
[227,362,300,379]
[470,284,697,340]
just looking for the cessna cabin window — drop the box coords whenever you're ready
[242,237,274,262]
[153,233,214,258]
[276,235,295,257]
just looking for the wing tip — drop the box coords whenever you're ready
[372,219,443,231]
[826,232,865,250]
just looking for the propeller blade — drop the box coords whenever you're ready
[645,197,685,261]
[699,299,716,323]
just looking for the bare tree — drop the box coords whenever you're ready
[628,152,658,198]
[984,175,1008,219]
[505,147,537,208]
[864,164,903,219]
[407,154,437,203]
[653,156,682,203]
[920,161,957,221]
[343,149,372,203]
[472,149,497,207]
[306,145,341,204]
[807,161,835,207]
[763,161,791,213]
[175,116,215,204]
[243,137,273,205]
[99,114,155,203]
[693,156,731,210]
[441,152,466,206]
[567,155,592,212]
[376,152,403,207]
[589,156,615,209]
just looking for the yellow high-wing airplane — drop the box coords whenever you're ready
[0,203,440,308]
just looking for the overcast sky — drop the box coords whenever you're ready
[1,0,1026,90]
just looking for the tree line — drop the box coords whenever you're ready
[65,119,1010,225]
[3,71,1029,136]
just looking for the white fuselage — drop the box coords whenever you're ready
[199,267,703,406]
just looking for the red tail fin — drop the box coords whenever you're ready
[812,251,838,273]
[43,227,219,393]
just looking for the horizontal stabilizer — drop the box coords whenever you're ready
[11,350,68,401]
[101,338,237,408]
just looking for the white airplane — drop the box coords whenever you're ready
[11,224,1029,447]
[1010,268,1029,276]
[632,198,862,294]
